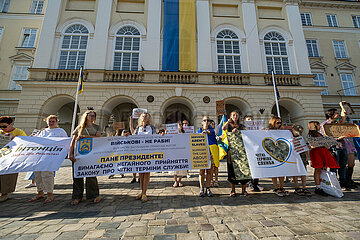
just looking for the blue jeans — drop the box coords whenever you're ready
[330,148,348,186]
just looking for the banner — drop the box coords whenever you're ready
[74,134,210,178]
[244,120,264,130]
[322,123,360,138]
[0,136,71,174]
[241,130,307,178]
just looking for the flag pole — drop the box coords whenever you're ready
[272,69,281,118]
[71,66,82,135]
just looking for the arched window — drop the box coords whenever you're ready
[264,32,290,74]
[58,24,89,69]
[113,26,140,71]
[216,30,241,73]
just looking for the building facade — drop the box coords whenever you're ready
[0,0,358,135]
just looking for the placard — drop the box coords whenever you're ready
[183,126,194,133]
[166,123,179,134]
[132,108,147,119]
[307,136,339,148]
[74,134,211,178]
[322,123,360,138]
[340,101,354,115]
[216,100,225,116]
[113,122,125,130]
[292,136,309,153]
[244,120,264,130]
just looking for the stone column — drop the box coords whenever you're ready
[197,0,212,72]
[85,0,112,70]
[285,1,311,74]
[32,0,63,68]
[141,0,162,70]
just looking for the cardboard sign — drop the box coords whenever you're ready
[340,101,355,115]
[292,136,309,153]
[244,120,264,130]
[307,136,339,148]
[183,126,194,133]
[322,123,360,138]
[132,108,147,119]
[0,135,12,148]
[113,122,125,130]
[166,123,179,134]
[216,100,225,116]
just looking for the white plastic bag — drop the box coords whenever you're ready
[320,170,344,198]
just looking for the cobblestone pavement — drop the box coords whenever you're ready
[0,160,359,240]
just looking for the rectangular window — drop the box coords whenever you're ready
[353,16,360,28]
[10,65,29,90]
[0,0,10,12]
[300,13,312,26]
[21,29,37,48]
[332,40,348,58]
[327,14,338,27]
[29,0,44,14]
[313,73,328,95]
[306,39,320,57]
[340,74,357,96]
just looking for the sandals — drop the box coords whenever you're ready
[141,194,148,203]
[302,188,312,196]
[135,193,142,200]
[178,183,184,187]
[173,182,178,188]
[229,191,236,197]
[29,195,44,202]
[93,196,101,203]
[240,191,250,197]
[45,196,54,203]
[273,188,285,197]
[213,181,219,187]
[71,198,82,205]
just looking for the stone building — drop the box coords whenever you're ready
[0,0,359,135]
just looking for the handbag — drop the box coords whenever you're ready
[319,170,344,198]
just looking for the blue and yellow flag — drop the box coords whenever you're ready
[162,0,196,72]
[217,115,229,160]
[78,67,83,94]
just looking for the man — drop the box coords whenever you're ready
[320,108,348,189]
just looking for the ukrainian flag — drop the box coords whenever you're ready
[78,67,83,94]
[217,115,229,160]
[162,0,196,72]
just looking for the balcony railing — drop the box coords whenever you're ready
[104,71,144,82]
[160,72,198,84]
[213,73,250,85]
[46,69,88,81]
[264,74,300,86]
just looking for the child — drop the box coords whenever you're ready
[308,121,339,196]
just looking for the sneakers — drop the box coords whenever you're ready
[199,188,206,197]
[206,188,213,197]
[120,174,125,178]
[314,188,328,196]
[187,174,191,178]
[249,183,264,192]
[130,178,136,184]
[25,183,36,188]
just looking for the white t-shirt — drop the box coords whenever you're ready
[38,128,68,137]
[137,125,153,135]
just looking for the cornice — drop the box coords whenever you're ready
[299,0,360,9]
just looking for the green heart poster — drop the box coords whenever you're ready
[241,130,307,178]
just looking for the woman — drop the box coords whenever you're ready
[130,112,156,202]
[69,110,102,205]
[222,111,251,197]
[197,116,217,197]
[0,116,26,202]
[267,116,288,197]
[173,121,187,187]
[30,115,67,203]
[209,120,219,187]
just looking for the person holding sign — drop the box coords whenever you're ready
[131,112,156,203]
[197,116,217,197]
[308,121,339,196]
[320,108,348,189]
[222,111,251,197]
[69,110,102,205]
[29,115,67,203]
[0,116,26,202]
[210,120,219,187]
[267,116,288,197]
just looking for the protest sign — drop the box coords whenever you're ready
[166,123,179,134]
[244,120,264,130]
[307,136,338,148]
[292,136,309,153]
[0,136,71,175]
[132,108,147,119]
[216,100,225,116]
[0,135,12,148]
[322,123,360,138]
[241,130,307,178]
[113,122,125,130]
[74,134,210,178]
[183,126,194,133]
[340,101,354,115]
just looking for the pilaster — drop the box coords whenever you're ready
[197,0,212,72]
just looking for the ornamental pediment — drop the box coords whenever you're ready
[9,52,34,62]
[335,62,356,71]
[310,61,328,70]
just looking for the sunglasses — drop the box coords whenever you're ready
[276,122,282,125]
[203,119,209,122]
[0,125,8,129]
